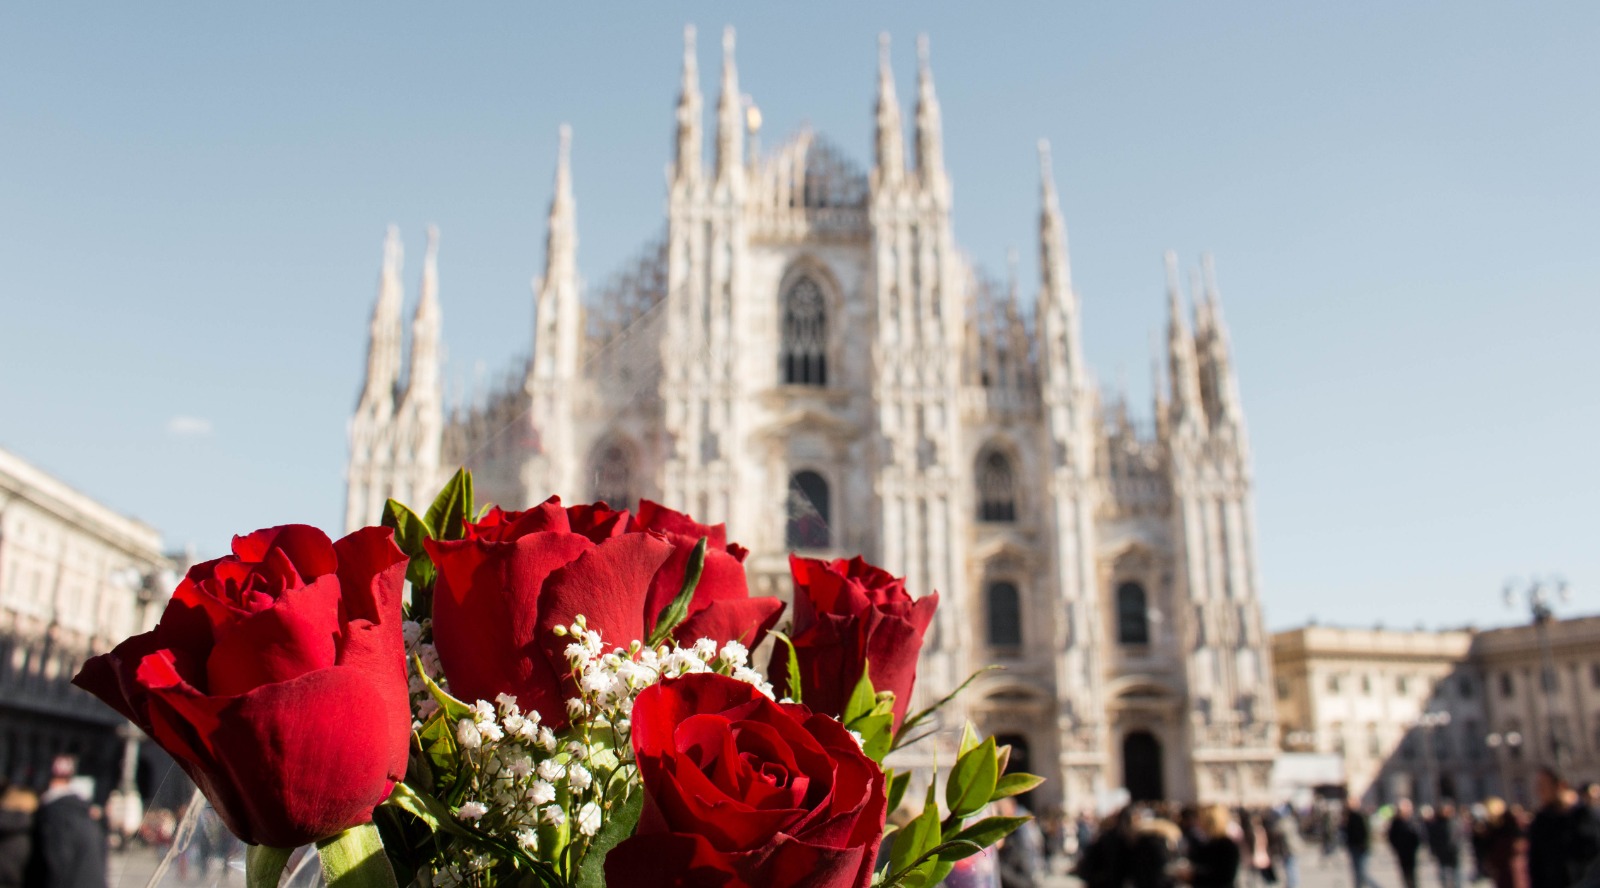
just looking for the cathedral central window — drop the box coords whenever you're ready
[780,275,827,386]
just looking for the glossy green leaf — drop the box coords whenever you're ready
[381,499,436,592]
[942,815,1032,856]
[946,736,998,819]
[574,787,643,888]
[645,536,707,647]
[842,662,877,725]
[424,468,474,542]
[768,629,803,704]
[990,772,1045,802]
[886,769,912,813]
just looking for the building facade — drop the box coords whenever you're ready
[346,27,1279,807]
[0,447,177,797]
[1273,617,1600,807]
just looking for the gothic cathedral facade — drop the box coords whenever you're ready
[345,27,1278,808]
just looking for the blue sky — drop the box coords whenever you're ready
[1,4,1595,631]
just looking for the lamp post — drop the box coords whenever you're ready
[1418,711,1452,805]
[1486,731,1524,802]
[1504,576,1571,771]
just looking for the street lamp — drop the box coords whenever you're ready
[1417,711,1452,805]
[1504,576,1572,770]
[1486,731,1525,801]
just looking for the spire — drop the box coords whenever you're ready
[546,124,577,288]
[1199,252,1242,423]
[407,225,442,405]
[1037,139,1073,301]
[714,26,743,183]
[914,34,948,200]
[873,33,906,186]
[360,225,405,408]
[532,126,581,385]
[674,24,703,184]
[1166,250,1204,427]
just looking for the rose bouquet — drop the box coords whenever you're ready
[75,470,1041,888]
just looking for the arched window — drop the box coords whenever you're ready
[986,581,1022,649]
[976,450,1017,523]
[589,440,633,508]
[780,275,827,386]
[1116,581,1150,645]
[786,470,831,549]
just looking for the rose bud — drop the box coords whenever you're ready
[770,555,939,730]
[74,525,410,848]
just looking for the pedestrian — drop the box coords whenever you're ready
[23,756,107,888]
[1265,808,1302,888]
[1389,798,1424,888]
[1127,807,1181,888]
[1181,804,1242,888]
[1345,798,1380,888]
[1320,803,1341,867]
[1527,767,1587,888]
[1481,797,1528,888]
[1072,808,1130,888]
[0,781,38,888]
[996,798,1046,888]
[1428,801,1465,888]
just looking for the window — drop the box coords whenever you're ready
[1500,672,1514,698]
[1459,674,1475,698]
[1464,719,1481,759]
[1397,675,1409,695]
[1590,663,1600,690]
[1116,582,1149,645]
[780,275,827,385]
[1367,724,1381,757]
[1276,679,1290,701]
[1327,674,1341,694]
[589,440,633,508]
[976,451,1017,523]
[785,471,831,549]
[986,581,1022,649]
[1361,674,1372,695]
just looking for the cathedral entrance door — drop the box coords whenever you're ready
[1122,731,1164,801]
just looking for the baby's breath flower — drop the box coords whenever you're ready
[541,805,566,828]
[458,801,488,821]
[719,640,748,665]
[576,801,602,837]
[526,780,556,806]
[456,719,482,750]
[516,828,539,851]
[537,759,565,783]
[568,764,593,791]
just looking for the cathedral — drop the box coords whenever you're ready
[345,26,1278,808]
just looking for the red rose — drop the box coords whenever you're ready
[770,555,939,730]
[426,498,673,726]
[606,673,887,888]
[73,525,410,848]
[629,500,784,648]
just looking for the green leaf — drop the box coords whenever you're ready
[994,742,1012,777]
[424,468,474,542]
[942,815,1032,856]
[246,845,293,888]
[414,655,472,722]
[842,662,877,725]
[957,721,981,758]
[383,783,475,839]
[946,736,998,819]
[574,787,644,888]
[847,712,894,763]
[889,779,940,880]
[381,499,436,591]
[886,769,912,813]
[316,822,398,888]
[645,536,707,647]
[990,772,1045,802]
[893,665,1001,749]
[767,629,804,703]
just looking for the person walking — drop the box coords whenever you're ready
[1389,798,1425,888]
[1072,809,1130,888]
[1481,797,1528,888]
[23,756,107,888]
[1265,809,1302,888]
[0,781,37,888]
[1127,807,1182,888]
[1345,799,1380,888]
[1427,801,1464,888]
[1527,767,1587,888]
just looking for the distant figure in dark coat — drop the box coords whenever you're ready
[1345,799,1380,888]
[1182,805,1241,888]
[1387,799,1424,888]
[1528,767,1589,888]
[0,781,38,888]
[24,757,106,888]
[1426,801,1464,888]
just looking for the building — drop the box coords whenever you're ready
[1273,616,1600,806]
[0,447,176,797]
[346,27,1278,807]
